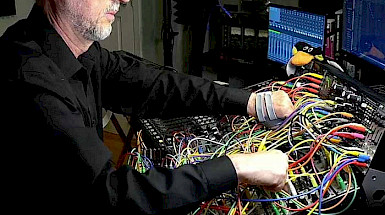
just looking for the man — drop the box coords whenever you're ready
[0,0,294,213]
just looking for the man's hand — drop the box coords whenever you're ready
[227,150,288,192]
[271,90,294,118]
[247,90,294,119]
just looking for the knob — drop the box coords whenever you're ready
[333,84,344,91]
[335,97,344,102]
[347,94,361,102]
[341,90,352,97]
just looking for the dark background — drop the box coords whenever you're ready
[0,0,16,17]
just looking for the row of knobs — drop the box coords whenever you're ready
[333,84,385,125]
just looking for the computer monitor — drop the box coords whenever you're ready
[342,0,385,70]
[267,4,326,65]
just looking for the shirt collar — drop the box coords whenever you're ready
[78,44,97,76]
[27,4,96,79]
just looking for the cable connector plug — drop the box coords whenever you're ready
[357,154,371,163]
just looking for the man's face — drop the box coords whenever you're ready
[61,0,120,41]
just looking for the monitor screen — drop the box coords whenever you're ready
[267,5,326,65]
[342,0,385,70]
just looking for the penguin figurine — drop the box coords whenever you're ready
[286,42,343,76]
[290,42,324,66]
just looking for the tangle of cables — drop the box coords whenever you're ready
[127,72,372,215]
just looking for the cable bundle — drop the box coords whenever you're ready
[130,72,371,215]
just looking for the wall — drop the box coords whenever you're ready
[140,1,164,65]
[0,0,34,36]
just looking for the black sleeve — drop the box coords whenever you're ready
[98,47,251,118]
[97,156,238,214]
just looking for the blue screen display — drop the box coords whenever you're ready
[343,0,385,70]
[267,5,326,65]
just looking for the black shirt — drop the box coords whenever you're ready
[0,4,251,214]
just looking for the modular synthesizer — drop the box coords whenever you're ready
[128,60,384,214]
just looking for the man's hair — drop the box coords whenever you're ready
[36,0,52,8]
[36,0,44,6]
[35,0,55,25]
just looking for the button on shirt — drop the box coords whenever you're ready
[0,4,252,214]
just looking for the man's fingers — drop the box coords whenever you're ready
[262,181,287,192]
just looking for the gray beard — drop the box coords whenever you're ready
[67,9,112,41]
[80,23,112,41]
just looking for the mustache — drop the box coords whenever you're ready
[105,2,120,13]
